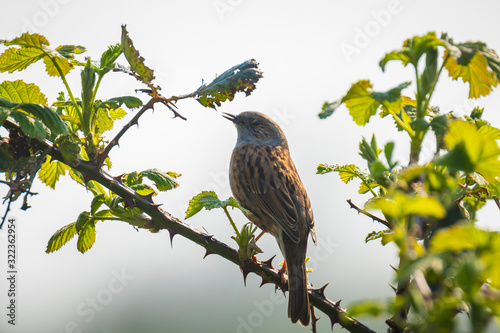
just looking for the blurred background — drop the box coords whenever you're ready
[1,1,500,332]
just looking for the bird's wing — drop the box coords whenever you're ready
[240,144,302,243]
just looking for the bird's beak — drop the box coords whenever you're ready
[222,112,240,124]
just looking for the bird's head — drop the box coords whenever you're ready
[223,111,288,147]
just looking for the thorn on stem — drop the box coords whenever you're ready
[167,228,178,247]
[314,283,329,298]
[262,255,276,269]
[240,266,250,286]
[203,249,214,259]
[259,277,270,288]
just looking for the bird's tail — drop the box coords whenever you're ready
[287,259,310,326]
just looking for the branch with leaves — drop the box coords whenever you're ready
[0,25,380,332]
[319,32,500,332]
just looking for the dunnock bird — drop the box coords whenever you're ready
[224,111,316,326]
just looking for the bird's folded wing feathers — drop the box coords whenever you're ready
[243,145,301,243]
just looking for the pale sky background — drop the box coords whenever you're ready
[1,1,500,332]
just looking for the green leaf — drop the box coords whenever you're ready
[1,32,80,77]
[185,191,218,219]
[470,106,484,120]
[121,25,155,87]
[59,135,81,164]
[436,120,500,182]
[0,108,10,125]
[99,96,143,109]
[77,220,96,253]
[3,33,50,48]
[99,43,122,75]
[140,168,180,191]
[0,80,47,104]
[347,300,387,317]
[365,229,391,243]
[233,223,262,261]
[130,184,157,196]
[318,99,341,119]
[342,80,380,126]
[430,114,449,136]
[442,36,500,98]
[359,135,380,164]
[420,47,438,97]
[334,164,364,184]
[109,107,127,120]
[38,156,69,189]
[87,180,106,196]
[45,222,77,253]
[43,55,73,77]
[75,211,91,232]
[341,80,410,126]
[55,45,85,59]
[124,172,139,186]
[380,32,443,71]
[95,108,113,133]
[477,122,500,140]
[0,97,69,137]
[91,194,106,215]
[358,181,379,194]
[430,225,491,253]
[0,46,45,73]
[199,195,223,210]
[384,142,395,169]
[225,197,249,213]
[194,59,263,109]
[316,163,336,175]
[368,191,445,220]
[9,110,48,138]
[81,58,96,123]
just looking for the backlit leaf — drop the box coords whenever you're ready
[185,191,219,219]
[77,220,96,253]
[318,99,342,119]
[368,191,445,220]
[442,36,500,98]
[380,32,443,71]
[341,80,410,126]
[0,80,47,104]
[140,168,180,191]
[121,25,155,87]
[193,59,263,109]
[45,222,77,253]
[437,120,500,182]
[38,155,69,189]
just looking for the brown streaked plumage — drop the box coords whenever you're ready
[224,111,316,326]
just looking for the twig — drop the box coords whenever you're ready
[97,98,156,167]
[493,196,500,211]
[98,92,193,167]
[346,199,391,228]
[0,192,13,229]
